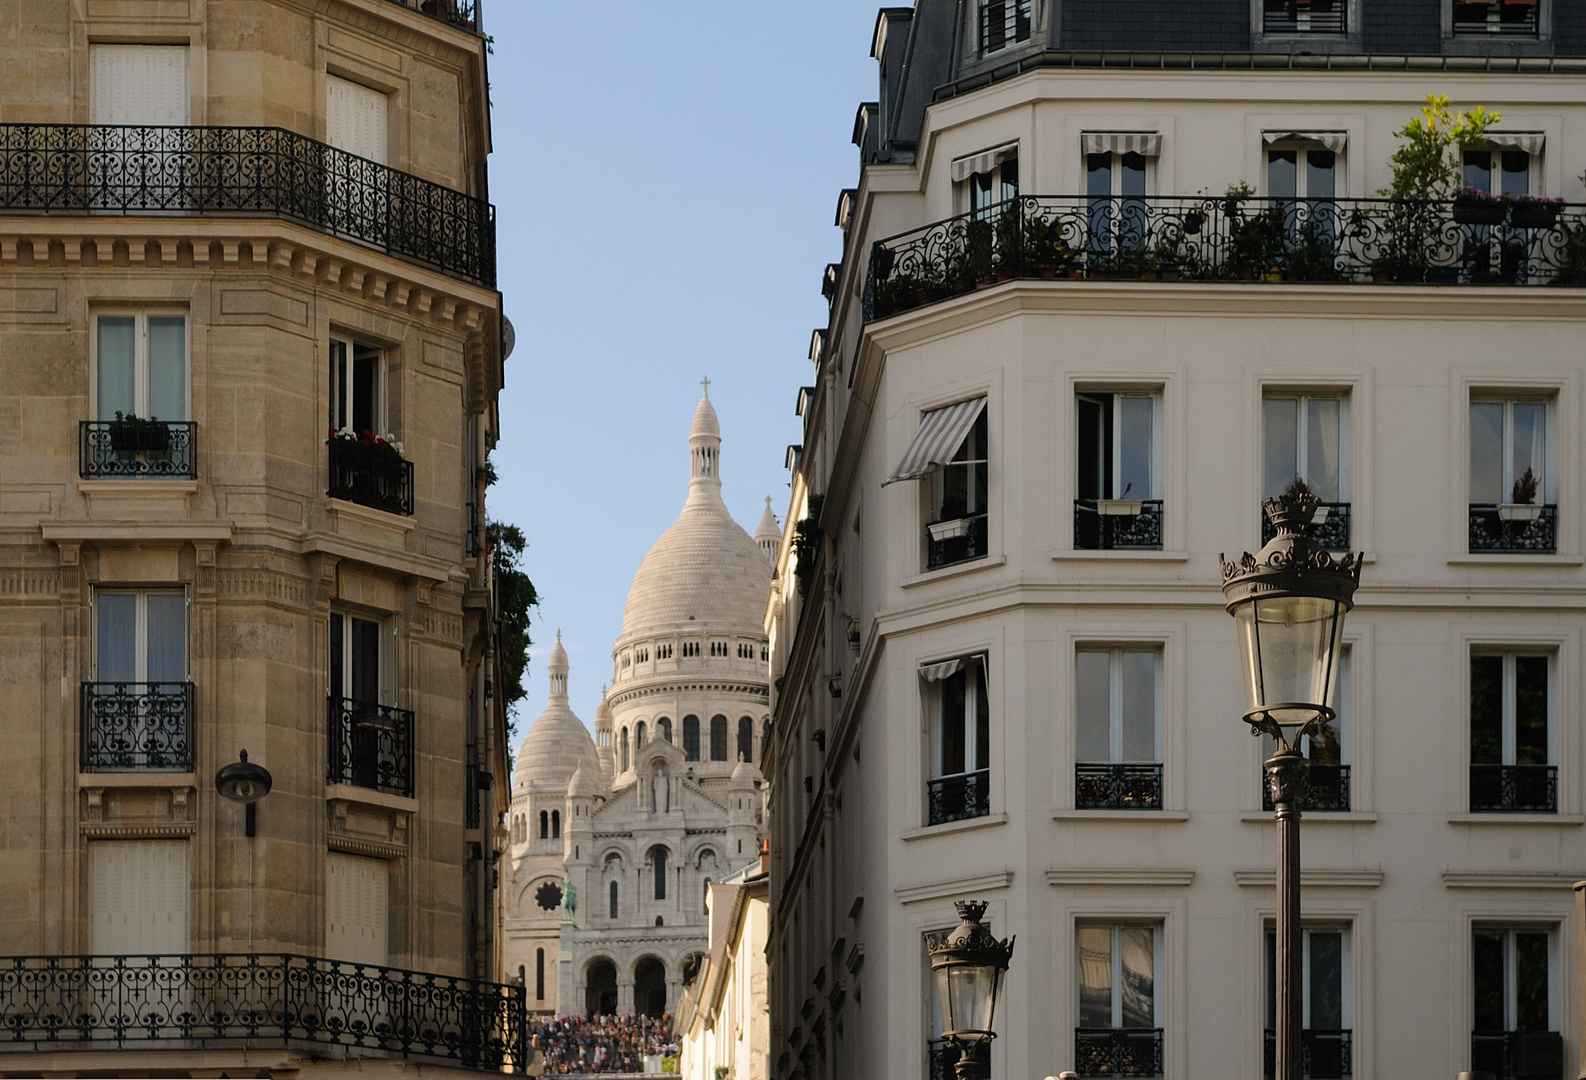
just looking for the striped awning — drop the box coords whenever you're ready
[951,143,1019,183]
[1485,131,1545,156]
[919,653,984,683]
[882,397,987,486]
[1081,132,1162,157]
[1262,130,1349,153]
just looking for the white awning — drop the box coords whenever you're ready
[1081,132,1162,157]
[882,397,987,486]
[951,143,1019,183]
[1485,131,1545,156]
[1262,130,1349,153]
[919,659,964,684]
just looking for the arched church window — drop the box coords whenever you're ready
[620,728,629,772]
[710,715,728,761]
[636,721,647,748]
[658,717,672,743]
[536,948,545,1000]
[539,810,548,839]
[683,716,700,761]
[651,847,668,901]
[551,810,561,839]
[738,716,753,763]
[609,880,618,919]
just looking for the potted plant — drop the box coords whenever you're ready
[108,412,170,454]
[1452,184,1507,225]
[1547,219,1586,286]
[1510,194,1564,230]
[927,517,972,541]
[1498,467,1543,521]
[1377,95,1499,281]
[1024,214,1079,278]
[1223,184,1285,281]
[1281,219,1343,282]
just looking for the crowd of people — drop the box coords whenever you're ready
[530,1014,678,1075]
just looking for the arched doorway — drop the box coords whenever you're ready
[585,958,617,1016]
[634,956,667,1018]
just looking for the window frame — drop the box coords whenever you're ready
[1075,921,1163,1030]
[1076,391,1162,502]
[1263,923,1354,1032]
[978,0,1034,55]
[1265,144,1341,202]
[329,609,395,706]
[328,334,389,438]
[1262,391,1350,503]
[1471,924,1558,1035]
[1446,0,1549,41]
[92,587,190,683]
[927,654,990,782]
[1085,150,1155,201]
[91,310,191,423]
[963,156,1019,219]
[1074,645,1162,765]
[1469,649,1554,768]
[1469,394,1555,508]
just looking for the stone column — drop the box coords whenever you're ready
[617,979,635,1014]
[666,977,682,1017]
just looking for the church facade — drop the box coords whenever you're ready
[505,389,776,1018]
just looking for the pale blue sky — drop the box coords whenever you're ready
[486,3,879,736]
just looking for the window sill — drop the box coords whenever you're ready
[1240,811,1377,824]
[1051,549,1188,562]
[325,783,418,813]
[1447,812,1584,826]
[77,480,199,496]
[900,553,1005,589]
[900,812,1007,841]
[326,497,418,532]
[1051,809,1189,822]
[1448,554,1583,566]
[79,772,196,789]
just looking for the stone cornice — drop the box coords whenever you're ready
[608,681,770,711]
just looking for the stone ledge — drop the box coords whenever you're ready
[895,870,1013,905]
[1046,868,1195,887]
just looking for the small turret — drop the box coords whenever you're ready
[754,496,780,562]
[594,688,615,787]
[727,755,760,867]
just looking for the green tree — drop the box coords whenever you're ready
[1376,95,1498,278]
[488,520,538,718]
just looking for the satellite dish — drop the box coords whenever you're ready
[501,315,516,361]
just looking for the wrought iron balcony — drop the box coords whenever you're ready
[864,195,1586,321]
[0,124,494,287]
[926,512,988,570]
[927,769,989,826]
[1469,503,1557,554]
[1470,763,1557,813]
[1075,1027,1164,1077]
[1262,763,1351,813]
[328,437,415,516]
[1264,1028,1353,1079]
[385,0,482,34]
[1263,501,1349,550]
[928,1037,989,1080]
[1263,0,1346,35]
[1472,1030,1567,1079]
[328,695,415,798]
[79,420,196,479]
[1075,763,1164,811]
[80,682,193,772]
[1075,499,1163,550]
[0,953,526,1071]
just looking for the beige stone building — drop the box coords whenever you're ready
[677,859,771,1080]
[0,0,519,1074]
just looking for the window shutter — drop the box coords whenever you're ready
[90,46,189,126]
[89,840,189,955]
[326,76,388,165]
[326,852,389,967]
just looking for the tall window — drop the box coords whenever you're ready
[710,715,729,761]
[1268,147,1337,203]
[96,313,187,423]
[1469,397,1554,554]
[1470,652,1555,813]
[651,848,668,901]
[1087,149,1149,255]
[1076,924,1160,1076]
[925,657,989,825]
[737,717,754,764]
[620,727,630,772]
[1264,649,1351,812]
[329,337,385,436]
[635,721,647,749]
[539,811,548,839]
[1265,928,1351,1078]
[980,0,1032,53]
[609,880,619,919]
[90,45,189,126]
[1473,928,1557,1077]
[551,810,561,839]
[1075,647,1162,810]
[683,715,700,761]
[1264,393,1348,548]
[535,948,545,1001]
[969,156,1018,217]
[96,591,187,686]
[930,407,989,569]
[325,75,388,164]
[657,717,672,744]
[330,612,385,705]
[1076,392,1161,550]
[1464,146,1531,200]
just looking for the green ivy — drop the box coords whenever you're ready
[488,520,539,719]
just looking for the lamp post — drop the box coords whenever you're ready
[215,749,273,836]
[1221,483,1362,1080]
[927,900,1015,1080]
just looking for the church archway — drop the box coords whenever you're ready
[585,958,618,1016]
[634,956,667,1018]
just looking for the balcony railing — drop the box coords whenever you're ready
[1470,763,1557,813]
[1264,1028,1353,1079]
[0,953,526,1071]
[384,0,482,34]
[328,437,415,516]
[1075,1027,1164,1077]
[927,769,989,826]
[80,682,193,772]
[0,124,494,287]
[1262,763,1351,813]
[928,1037,989,1080]
[328,695,415,798]
[1472,1030,1567,1079]
[926,512,988,570]
[1263,501,1349,550]
[1075,763,1164,810]
[1075,499,1163,550]
[1469,503,1557,554]
[79,420,196,479]
[864,195,1586,321]
[1263,0,1346,35]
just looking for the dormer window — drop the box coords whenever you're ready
[1453,0,1538,37]
[1262,0,1346,35]
[980,0,1032,53]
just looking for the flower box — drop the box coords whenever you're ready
[108,419,170,454]
[1497,503,1544,522]
[1511,202,1562,230]
[1453,197,1507,226]
[1095,499,1144,516]
[927,518,972,541]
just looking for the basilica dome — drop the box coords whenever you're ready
[619,390,772,640]
[514,632,599,791]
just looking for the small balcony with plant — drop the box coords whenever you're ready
[327,429,415,516]
[327,695,415,798]
[79,416,196,480]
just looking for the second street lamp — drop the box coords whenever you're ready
[1221,482,1362,1080]
[927,900,1015,1080]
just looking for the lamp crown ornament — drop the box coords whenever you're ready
[1219,478,1362,606]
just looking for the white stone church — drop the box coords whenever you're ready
[504,388,775,1018]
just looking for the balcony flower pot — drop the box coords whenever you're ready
[927,518,972,541]
[1095,499,1143,516]
[1453,197,1506,226]
[108,418,170,454]
[1511,201,1563,230]
[1497,503,1543,522]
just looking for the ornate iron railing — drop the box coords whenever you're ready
[328,438,415,516]
[80,682,193,772]
[0,124,494,286]
[1263,0,1346,35]
[928,1037,989,1080]
[864,195,1586,321]
[0,953,525,1070]
[79,420,196,479]
[1262,763,1350,813]
[1075,763,1164,811]
[927,769,989,826]
[1263,500,1349,550]
[926,512,988,570]
[385,0,482,34]
[328,695,415,798]
[1469,504,1557,554]
[1264,1028,1353,1079]
[1470,764,1557,813]
[1075,1027,1164,1077]
[1074,499,1163,550]
[1472,1030,1567,1079]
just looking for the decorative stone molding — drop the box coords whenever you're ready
[1045,868,1196,887]
[0,570,59,597]
[1441,870,1583,889]
[1233,868,1384,888]
[894,870,1014,905]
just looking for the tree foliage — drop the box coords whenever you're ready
[488,520,538,716]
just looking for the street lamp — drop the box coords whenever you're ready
[927,900,1015,1080]
[1221,482,1362,1080]
[215,749,273,837]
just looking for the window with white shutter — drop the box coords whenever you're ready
[326,852,389,966]
[326,76,388,165]
[90,46,190,126]
[88,840,188,955]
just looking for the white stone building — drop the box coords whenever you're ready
[678,861,773,1080]
[766,4,1586,1080]
[507,390,773,1020]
